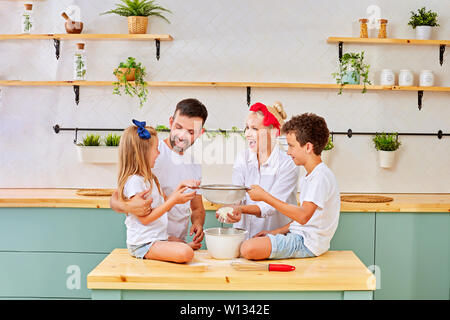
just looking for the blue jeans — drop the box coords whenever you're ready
[267,233,316,259]
[127,241,155,259]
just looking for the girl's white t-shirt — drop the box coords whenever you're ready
[289,162,340,256]
[123,174,168,246]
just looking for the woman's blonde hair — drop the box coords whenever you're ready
[117,125,162,201]
[250,101,288,129]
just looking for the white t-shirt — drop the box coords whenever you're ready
[123,175,167,246]
[152,139,202,241]
[232,144,299,239]
[289,162,340,256]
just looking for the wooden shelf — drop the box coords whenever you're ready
[328,37,448,66]
[1,81,449,91]
[327,37,450,46]
[0,34,173,41]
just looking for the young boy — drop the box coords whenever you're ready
[241,113,340,260]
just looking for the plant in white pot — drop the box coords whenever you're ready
[76,133,121,164]
[408,7,439,40]
[101,0,171,34]
[372,132,401,169]
[332,51,371,95]
[321,136,334,165]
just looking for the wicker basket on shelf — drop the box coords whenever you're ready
[127,16,148,34]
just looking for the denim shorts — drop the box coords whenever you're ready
[267,233,316,259]
[127,241,155,259]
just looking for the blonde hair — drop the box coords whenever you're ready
[117,125,162,202]
[249,101,288,129]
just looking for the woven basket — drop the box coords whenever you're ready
[127,16,148,34]
[76,189,115,197]
[341,195,394,203]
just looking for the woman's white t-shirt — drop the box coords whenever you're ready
[123,174,168,246]
[289,162,340,256]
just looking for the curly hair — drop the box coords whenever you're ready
[281,113,330,155]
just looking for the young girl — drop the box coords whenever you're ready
[117,119,199,263]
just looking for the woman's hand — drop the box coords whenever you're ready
[247,185,269,202]
[168,186,197,205]
[215,205,242,223]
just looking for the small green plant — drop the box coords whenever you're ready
[155,125,170,132]
[408,7,439,29]
[332,51,371,94]
[105,133,121,146]
[324,136,334,151]
[372,133,401,151]
[113,57,148,108]
[100,0,171,22]
[82,134,101,146]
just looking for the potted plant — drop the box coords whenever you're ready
[372,132,401,169]
[332,51,371,94]
[321,136,334,165]
[408,7,439,40]
[113,57,148,108]
[101,0,171,34]
[76,133,121,164]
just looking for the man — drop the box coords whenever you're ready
[110,98,208,248]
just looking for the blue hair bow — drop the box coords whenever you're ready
[132,119,151,140]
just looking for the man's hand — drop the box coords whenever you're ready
[247,185,269,202]
[217,205,241,223]
[190,223,204,244]
[128,190,153,217]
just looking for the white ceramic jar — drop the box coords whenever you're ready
[380,69,395,85]
[419,70,434,87]
[399,70,414,86]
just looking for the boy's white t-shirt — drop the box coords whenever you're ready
[152,139,202,241]
[123,174,168,246]
[289,162,340,256]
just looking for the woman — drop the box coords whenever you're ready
[217,102,299,239]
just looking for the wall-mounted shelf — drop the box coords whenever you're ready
[0,34,173,60]
[327,37,449,65]
[1,80,449,109]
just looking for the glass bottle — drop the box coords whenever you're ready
[74,43,87,81]
[359,19,368,38]
[21,4,34,34]
[378,19,388,38]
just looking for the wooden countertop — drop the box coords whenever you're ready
[87,249,376,291]
[0,188,449,212]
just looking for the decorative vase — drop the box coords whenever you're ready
[378,150,396,169]
[415,26,432,40]
[127,16,148,34]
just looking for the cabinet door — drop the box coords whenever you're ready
[330,212,375,268]
[374,213,450,300]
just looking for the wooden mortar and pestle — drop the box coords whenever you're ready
[61,12,83,34]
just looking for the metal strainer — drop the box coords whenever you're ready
[191,184,249,204]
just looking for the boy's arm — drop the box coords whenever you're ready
[110,190,153,217]
[248,185,317,225]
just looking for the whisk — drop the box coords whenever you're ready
[231,261,295,272]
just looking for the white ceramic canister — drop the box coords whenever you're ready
[380,69,395,85]
[399,70,414,86]
[419,70,434,87]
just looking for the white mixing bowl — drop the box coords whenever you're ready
[204,227,247,259]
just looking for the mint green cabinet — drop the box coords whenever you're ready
[329,212,375,267]
[374,213,450,300]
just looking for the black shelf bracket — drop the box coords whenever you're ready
[347,128,352,138]
[155,39,161,60]
[246,87,251,106]
[418,90,423,110]
[338,41,343,62]
[73,85,80,105]
[53,39,60,60]
[439,44,445,66]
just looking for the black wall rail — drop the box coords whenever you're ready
[54,124,448,144]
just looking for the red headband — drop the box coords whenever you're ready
[249,102,281,132]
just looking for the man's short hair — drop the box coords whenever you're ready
[174,98,208,125]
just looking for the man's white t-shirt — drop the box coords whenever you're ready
[152,139,202,241]
[123,175,167,246]
[289,162,340,256]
